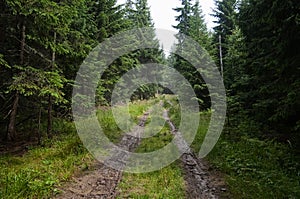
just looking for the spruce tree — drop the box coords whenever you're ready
[0,0,94,141]
[237,0,300,142]
[212,0,237,73]
[171,0,212,109]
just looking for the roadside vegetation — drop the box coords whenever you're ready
[0,124,92,198]
[209,131,300,198]
[166,95,300,198]
[0,100,154,198]
[0,0,299,198]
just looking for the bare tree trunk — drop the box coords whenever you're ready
[7,92,19,141]
[47,94,52,137]
[37,106,41,145]
[219,34,224,78]
[20,23,25,65]
[7,22,26,141]
[47,31,56,137]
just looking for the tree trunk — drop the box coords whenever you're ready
[20,23,25,65]
[47,31,56,137]
[7,92,19,141]
[47,94,52,137]
[37,106,41,145]
[7,21,26,141]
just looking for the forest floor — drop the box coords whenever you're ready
[55,101,227,199]
[1,98,299,198]
[56,111,150,198]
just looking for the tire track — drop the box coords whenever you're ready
[56,112,149,199]
[163,108,226,199]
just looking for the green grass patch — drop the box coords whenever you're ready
[164,95,300,198]
[129,100,155,123]
[0,127,92,199]
[117,162,186,198]
[0,100,157,199]
[117,97,186,198]
[97,108,123,143]
[97,100,155,143]
[136,126,173,153]
[208,134,300,198]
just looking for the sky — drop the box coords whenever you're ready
[117,0,216,30]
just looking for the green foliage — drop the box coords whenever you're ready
[208,134,300,198]
[212,0,300,148]
[167,95,300,198]
[229,0,300,144]
[89,0,126,42]
[0,0,97,139]
[173,0,193,36]
[8,66,67,104]
[0,129,92,198]
[0,54,10,69]
[212,0,237,41]
[93,0,164,105]
[117,162,186,198]
[170,0,212,110]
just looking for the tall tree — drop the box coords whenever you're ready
[190,1,212,52]
[212,0,237,41]
[1,0,93,141]
[234,0,300,143]
[171,0,212,109]
[212,0,237,74]
[95,0,163,103]
[173,0,193,36]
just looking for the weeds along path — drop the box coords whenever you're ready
[56,111,150,199]
[163,108,225,199]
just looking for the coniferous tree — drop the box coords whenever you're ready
[212,0,237,42]
[171,0,212,109]
[105,0,163,102]
[212,0,237,74]
[0,0,95,141]
[236,0,300,143]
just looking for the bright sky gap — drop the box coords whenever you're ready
[117,0,216,30]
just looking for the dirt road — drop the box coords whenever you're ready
[56,112,149,199]
[56,108,227,198]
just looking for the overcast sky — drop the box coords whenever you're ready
[117,0,216,30]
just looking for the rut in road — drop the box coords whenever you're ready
[56,112,149,199]
[163,108,227,199]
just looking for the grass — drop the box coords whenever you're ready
[0,99,155,199]
[117,101,186,198]
[116,96,196,198]
[0,130,93,199]
[136,125,173,153]
[117,162,186,199]
[97,108,123,143]
[164,95,300,198]
[97,99,155,144]
[208,134,300,198]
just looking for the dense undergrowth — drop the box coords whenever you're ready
[209,132,300,198]
[2,96,299,198]
[0,128,92,198]
[0,100,154,198]
[165,95,300,198]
